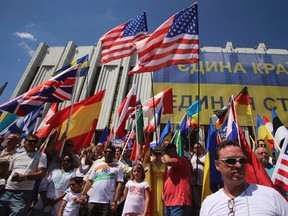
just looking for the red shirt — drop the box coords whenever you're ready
[163,157,192,206]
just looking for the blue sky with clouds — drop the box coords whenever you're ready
[1,0,288,104]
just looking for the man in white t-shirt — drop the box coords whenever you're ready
[0,134,47,215]
[80,143,123,216]
[200,140,288,216]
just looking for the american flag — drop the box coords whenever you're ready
[128,3,199,75]
[272,137,288,192]
[100,12,148,64]
[0,64,80,116]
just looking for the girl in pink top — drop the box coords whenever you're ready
[120,164,150,216]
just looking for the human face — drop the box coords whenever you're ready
[215,146,246,186]
[62,156,73,170]
[24,137,38,152]
[256,147,269,166]
[96,143,104,154]
[115,148,121,160]
[132,166,143,181]
[6,134,19,151]
[70,181,82,193]
[104,148,114,163]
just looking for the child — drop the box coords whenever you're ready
[120,163,150,216]
[0,160,9,193]
[58,177,83,216]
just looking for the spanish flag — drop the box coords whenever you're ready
[48,89,106,152]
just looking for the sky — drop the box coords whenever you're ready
[1,0,288,104]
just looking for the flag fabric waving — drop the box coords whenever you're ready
[48,89,106,152]
[35,103,59,139]
[158,119,171,147]
[234,86,252,116]
[256,114,274,156]
[272,108,288,148]
[213,102,230,129]
[0,82,8,97]
[225,98,239,141]
[186,100,201,128]
[173,125,184,157]
[0,64,80,116]
[100,12,148,64]
[145,106,162,133]
[201,118,222,202]
[142,88,173,117]
[115,84,137,138]
[53,54,89,77]
[271,137,288,192]
[128,3,199,75]
[180,114,190,138]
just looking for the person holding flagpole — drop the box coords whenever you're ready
[0,134,47,215]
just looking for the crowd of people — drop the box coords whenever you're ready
[0,133,287,216]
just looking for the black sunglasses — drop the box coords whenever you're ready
[219,157,247,165]
[26,139,38,143]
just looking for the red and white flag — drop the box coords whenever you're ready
[272,137,288,192]
[115,85,137,138]
[128,3,199,75]
[145,106,162,132]
[35,103,58,139]
[142,88,173,117]
[263,115,274,135]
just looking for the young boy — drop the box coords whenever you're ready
[58,177,83,216]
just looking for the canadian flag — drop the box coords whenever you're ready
[35,103,58,139]
[142,88,173,117]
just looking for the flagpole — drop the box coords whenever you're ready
[150,73,159,146]
[59,63,82,157]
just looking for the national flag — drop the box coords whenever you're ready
[105,127,114,150]
[272,137,288,192]
[134,105,145,145]
[272,108,288,148]
[142,88,173,117]
[115,84,137,138]
[48,90,106,153]
[0,112,19,133]
[0,64,80,116]
[0,82,8,97]
[158,119,171,147]
[263,115,274,135]
[234,86,252,116]
[213,102,230,129]
[225,99,239,141]
[239,127,275,188]
[256,114,274,156]
[100,12,148,64]
[35,103,59,139]
[180,114,190,138]
[128,3,199,75]
[201,118,222,202]
[98,126,109,144]
[53,54,89,77]
[145,106,162,132]
[173,125,184,157]
[0,105,44,143]
[186,100,201,128]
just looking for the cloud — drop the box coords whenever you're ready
[18,41,35,57]
[13,32,37,41]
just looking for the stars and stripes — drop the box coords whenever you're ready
[128,3,199,75]
[100,12,148,64]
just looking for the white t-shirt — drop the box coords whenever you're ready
[6,151,47,190]
[200,184,288,216]
[62,192,81,216]
[190,154,205,186]
[122,180,150,215]
[88,161,123,203]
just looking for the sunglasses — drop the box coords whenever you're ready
[26,139,38,143]
[219,157,247,165]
